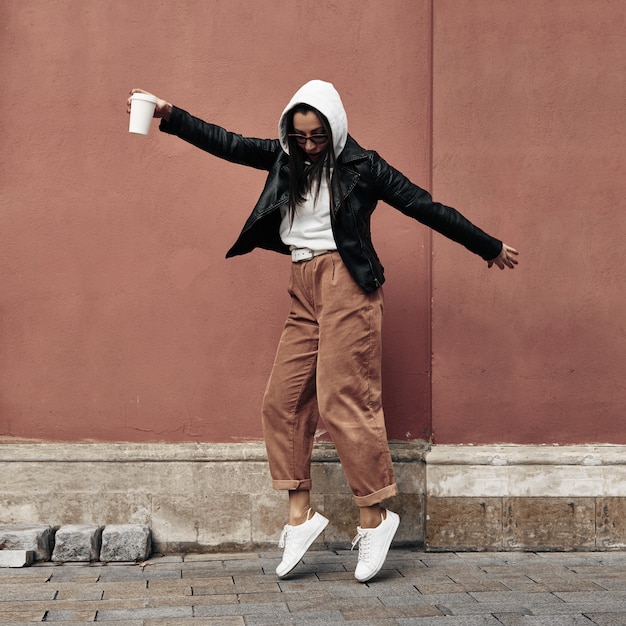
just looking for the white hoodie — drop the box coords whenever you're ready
[278,80,348,158]
[277,80,348,252]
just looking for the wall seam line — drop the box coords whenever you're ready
[427,0,435,442]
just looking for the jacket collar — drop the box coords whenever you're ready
[338,135,368,164]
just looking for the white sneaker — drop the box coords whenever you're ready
[275,510,329,578]
[352,509,400,582]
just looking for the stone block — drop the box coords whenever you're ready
[322,494,357,545]
[100,524,151,562]
[150,494,251,553]
[51,524,103,562]
[0,525,55,561]
[394,460,426,495]
[426,497,503,551]
[251,490,286,545]
[311,462,352,495]
[390,493,425,545]
[504,497,596,550]
[0,549,35,568]
[597,497,626,549]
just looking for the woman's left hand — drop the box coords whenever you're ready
[488,244,519,270]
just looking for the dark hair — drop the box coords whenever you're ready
[286,104,343,225]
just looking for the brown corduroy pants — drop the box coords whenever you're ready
[261,252,398,507]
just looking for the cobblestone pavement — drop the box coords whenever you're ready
[2,549,626,625]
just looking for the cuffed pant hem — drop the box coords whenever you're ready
[272,479,312,491]
[353,483,398,507]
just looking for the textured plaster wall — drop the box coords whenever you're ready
[431,0,626,443]
[2,1,623,447]
[0,1,433,442]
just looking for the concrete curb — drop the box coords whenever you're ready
[0,549,34,567]
[0,525,54,561]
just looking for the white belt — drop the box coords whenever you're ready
[291,248,330,263]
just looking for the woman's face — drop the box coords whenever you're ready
[292,111,329,162]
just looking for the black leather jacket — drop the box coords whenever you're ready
[160,106,502,293]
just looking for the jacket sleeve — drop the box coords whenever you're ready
[159,106,281,171]
[369,151,503,261]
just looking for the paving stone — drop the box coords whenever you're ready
[189,581,236,596]
[0,525,55,561]
[396,618,503,625]
[52,524,102,562]
[143,554,183,564]
[382,591,479,606]
[97,566,180,582]
[43,608,97,622]
[0,582,57,601]
[0,572,50,585]
[415,580,510,593]
[441,601,533,616]
[286,594,380,613]
[100,524,151,562]
[95,605,192,620]
[0,611,47,623]
[495,616,597,625]
[279,578,373,597]
[143,617,246,626]
[193,601,290,618]
[243,610,344,625]
[554,590,626,603]
[530,603,626,615]
[0,598,141,614]
[0,550,34,568]
[186,551,255,561]
[587,615,626,625]
[143,594,236,609]
[54,583,105,601]
[469,591,564,604]
[84,622,143,626]
[180,561,229,577]
[45,569,102,583]
[341,621,397,626]
[342,603,445,620]
[232,580,280,594]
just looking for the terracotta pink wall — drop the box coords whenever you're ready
[1,1,623,446]
[0,1,432,442]
[431,0,626,443]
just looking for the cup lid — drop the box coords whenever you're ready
[131,93,158,104]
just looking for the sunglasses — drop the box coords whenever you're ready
[288,133,329,146]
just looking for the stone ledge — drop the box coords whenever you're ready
[426,445,626,498]
[425,444,626,466]
[9,443,626,552]
[0,441,427,463]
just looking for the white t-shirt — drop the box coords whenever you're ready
[279,175,337,252]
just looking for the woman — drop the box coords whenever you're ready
[127,80,518,582]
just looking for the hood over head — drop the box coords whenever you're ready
[278,80,348,157]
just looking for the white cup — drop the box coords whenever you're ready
[129,93,158,135]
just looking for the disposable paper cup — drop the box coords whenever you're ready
[129,93,158,135]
